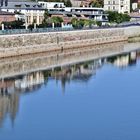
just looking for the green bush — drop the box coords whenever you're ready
[2,20,25,29]
[106,11,131,24]
[96,21,102,26]
[71,18,96,29]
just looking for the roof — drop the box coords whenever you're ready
[1,1,45,10]
[0,11,15,15]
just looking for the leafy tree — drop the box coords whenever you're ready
[42,9,49,24]
[71,18,96,29]
[42,16,64,27]
[71,18,78,28]
[50,16,63,24]
[96,21,102,26]
[2,20,25,29]
[89,0,103,7]
[65,0,72,7]
[106,11,130,24]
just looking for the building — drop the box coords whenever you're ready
[1,1,45,25]
[48,7,108,24]
[38,1,65,8]
[104,0,130,13]
[0,11,15,24]
[0,0,8,7]
[132,2,138,10]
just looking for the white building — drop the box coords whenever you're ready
[47,7,108,23]
[104,0,130,13]
[132,2,138,10]
[1,1,45,25]
[38,1,65,8]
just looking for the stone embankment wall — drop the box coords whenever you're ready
[0,26,140,58]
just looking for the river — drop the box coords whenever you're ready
[0,41,140,140]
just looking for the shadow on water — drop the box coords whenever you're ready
[0,41,140,127]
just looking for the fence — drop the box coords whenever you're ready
[0,23,140,35]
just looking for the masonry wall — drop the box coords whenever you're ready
[0,26,140,58]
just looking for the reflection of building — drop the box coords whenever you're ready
[0,49,139,126]
[50,59,103,93]
[107,51,137,68]
[15,72,44,90]
[0,92,19,127]
[0,71,44,127]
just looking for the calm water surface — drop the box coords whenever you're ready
[0,43,140,140]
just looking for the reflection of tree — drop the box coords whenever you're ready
[9,93,19,126]
[0,93,19,127]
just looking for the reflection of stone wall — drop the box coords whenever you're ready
[0,41,133,78]
[0,28,127,58]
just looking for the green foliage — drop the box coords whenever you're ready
[106,11,131,24]
[2,20,25,29]
[89,0,103,7]
[50,16,63,24]
[71,18,83,29]
[96,21,102,26]
[138,3,140,9]
[42,9,50,25]
[42,7,64,27]
[65,0,72,7]
[71,18,96,29]
[41,16,63,27]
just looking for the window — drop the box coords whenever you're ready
[15,5,21,8]
[25,4,30,7]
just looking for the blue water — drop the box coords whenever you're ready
[0,51,140,140]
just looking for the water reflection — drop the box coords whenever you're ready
[107,51,137,68]
[0,44,140,127]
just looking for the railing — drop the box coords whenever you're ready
[0,27,75,35]
[0,23,140,35]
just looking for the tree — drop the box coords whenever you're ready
[89,0,103,7]
[2,20,25,29]
[65,0,72,7]
[106,11,130,24]
[43,9,49,23]
[50,16,63,24]
[71,18,96,29]
[49,16,64,27]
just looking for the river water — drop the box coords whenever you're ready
[0,42,140,140]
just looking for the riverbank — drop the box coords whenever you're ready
[0,26,140,58]
[0,41,140,79]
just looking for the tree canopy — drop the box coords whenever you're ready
[2,20,25,29]
[89,0,103,7]
[106,11,131,24]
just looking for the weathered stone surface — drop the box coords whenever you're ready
[0,26,140,58]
